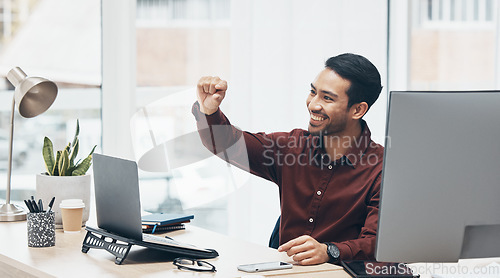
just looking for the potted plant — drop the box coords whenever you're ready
[36,120,96,228]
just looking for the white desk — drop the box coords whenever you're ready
[2,220,498,277]
[0,221,348,277]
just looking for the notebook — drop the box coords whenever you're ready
[141,213,194,226]
[91,153,218,258]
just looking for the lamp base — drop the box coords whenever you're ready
[0,203,27,221]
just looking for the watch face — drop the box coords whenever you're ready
[328,244,340,259]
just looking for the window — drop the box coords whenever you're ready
[389,0,500,91]
[0,0,101,205]
[133,0,233,235]
[137,0,230,26]
[419,0,494,26]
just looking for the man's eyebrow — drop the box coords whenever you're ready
[310,83,338,98]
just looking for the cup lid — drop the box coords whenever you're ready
[59,199,85,209]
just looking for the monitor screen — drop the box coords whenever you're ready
[376,91,500,263]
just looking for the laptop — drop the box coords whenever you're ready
[90,153,218,259]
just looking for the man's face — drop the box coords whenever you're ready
[306,68,352,136]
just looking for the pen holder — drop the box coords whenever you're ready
[27,211,55,247]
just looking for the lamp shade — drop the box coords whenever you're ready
[7,67,58,118]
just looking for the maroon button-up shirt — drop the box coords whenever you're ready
[193,102,384,260]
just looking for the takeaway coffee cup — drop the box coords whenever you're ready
[59,199,85,233]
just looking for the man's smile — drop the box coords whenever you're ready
[310,113,327,126]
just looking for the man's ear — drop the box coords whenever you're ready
[350,102,369,120]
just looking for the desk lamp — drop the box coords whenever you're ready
[0,67,58,221]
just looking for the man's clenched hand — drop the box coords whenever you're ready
[197,76,227,115]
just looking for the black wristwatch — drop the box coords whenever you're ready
[324,242,340,263]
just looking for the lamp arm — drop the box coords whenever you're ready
[5,95,15,204]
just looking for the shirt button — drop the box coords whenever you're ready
[317,191,322,196]
[328,165,333,170]
[309,218,314,223]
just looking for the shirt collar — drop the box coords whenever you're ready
[310,120,373,169]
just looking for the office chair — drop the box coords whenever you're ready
[269,216,280,249]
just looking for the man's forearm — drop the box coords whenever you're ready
[335,237,376,261]
[192,101,241,155]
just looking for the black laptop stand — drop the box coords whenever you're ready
[81,226,219,265]
[82,226,134,265]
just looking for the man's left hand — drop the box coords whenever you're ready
[278,235,330,265]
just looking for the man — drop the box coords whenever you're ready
[192,53,383,265]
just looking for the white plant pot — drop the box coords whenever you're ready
[36,174,91,229]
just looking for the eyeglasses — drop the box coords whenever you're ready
[173,257,216,272]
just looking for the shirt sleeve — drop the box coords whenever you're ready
[335,172,381,261]
[192,101,280,184]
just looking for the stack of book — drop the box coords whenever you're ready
[141,213,194,234]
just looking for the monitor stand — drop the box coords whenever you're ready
[460,224,500,260]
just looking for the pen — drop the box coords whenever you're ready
[38,199,44,212]
[30,196,37,212]
[24,200,33,213]
[27,199,34,212]
[48,197,55,212]
[31,200,40,213]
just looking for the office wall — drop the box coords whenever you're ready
[224,0,388,245]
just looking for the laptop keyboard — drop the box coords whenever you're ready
[142,233,178,245]
[142,233,209,252]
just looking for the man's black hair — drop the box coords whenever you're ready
[325,53,382,110]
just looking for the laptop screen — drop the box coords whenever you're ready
[93,153,143,241]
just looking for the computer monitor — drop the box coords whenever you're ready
[375,91,500,263]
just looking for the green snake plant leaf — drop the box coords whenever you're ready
[58,149,70,176]
[71,119,80,150]
[66,165,77,175]
[43,137,55,175]
[53,151,61,176]
[69,138,79,167]
[42,120,95,176]
[72,145,96,176]
[64,142,71,154]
